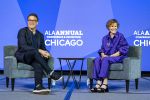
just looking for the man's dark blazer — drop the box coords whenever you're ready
[15,27,46,62]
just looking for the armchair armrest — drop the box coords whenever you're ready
[4,56,18,69]
[87,57,95,79]
[123,57,141,79]
[4,56,18,76]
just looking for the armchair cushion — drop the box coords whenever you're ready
[17,63,33,70]
[110,63,123,71]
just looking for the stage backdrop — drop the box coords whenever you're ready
[0,0,150,71]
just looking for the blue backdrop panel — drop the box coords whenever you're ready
[0,0,150,71]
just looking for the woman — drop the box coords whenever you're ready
[91,19,129,93]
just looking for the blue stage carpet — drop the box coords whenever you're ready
[0,75,150,100]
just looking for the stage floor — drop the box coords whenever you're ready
[0,75,150,100]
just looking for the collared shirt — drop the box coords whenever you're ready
[98,32,129,56]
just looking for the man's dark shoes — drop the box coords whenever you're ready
[49,71,63,81]
[33,84,50,94]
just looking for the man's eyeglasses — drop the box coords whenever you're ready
[28,20,37,22]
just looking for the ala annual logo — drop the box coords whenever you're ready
[133,30,150,46]
[44,30,84,47]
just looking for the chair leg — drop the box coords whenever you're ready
[135,78,138,89]
[90,79,93,89]
[11,78,15,91]
[125,80,129,93]
[6,77,9,88]
[48,78,51,89]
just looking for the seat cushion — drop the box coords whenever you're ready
[110,63,123,71]
[17,63,33,70]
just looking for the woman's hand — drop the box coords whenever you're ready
[101,53,108,59]
[110,51,120,57]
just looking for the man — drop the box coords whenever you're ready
[15,13,62,94]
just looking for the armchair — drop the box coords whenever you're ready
[87,46,142,92]
[4,45,54,91]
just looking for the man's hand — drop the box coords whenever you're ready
[38,49,51,58]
